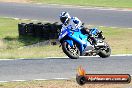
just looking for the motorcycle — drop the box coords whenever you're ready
[58,25,111,59]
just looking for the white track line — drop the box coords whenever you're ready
[111,54,132,56]
[0,75,132,83]
[0,78,71,83]
[0,59,15,61]
[35,3,132,12]
[0,54,132,61]
[0,81,8,83]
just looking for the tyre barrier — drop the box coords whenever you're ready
[18,22,62,40]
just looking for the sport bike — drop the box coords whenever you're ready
[58,25,111,59]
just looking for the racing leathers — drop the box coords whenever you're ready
[61,17,97,45]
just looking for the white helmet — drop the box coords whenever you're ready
[59,12,71,25]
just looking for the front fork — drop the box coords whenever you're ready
[59,39,74,47]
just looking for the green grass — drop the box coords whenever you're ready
[31,0,132,8]
[99,27,132,54]
[0,17,132,59]
[0,18,45,49]
[0,45,65,59]
[0,17,65,59]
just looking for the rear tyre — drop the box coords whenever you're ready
[98,42,111,58]
[62,41,80,59]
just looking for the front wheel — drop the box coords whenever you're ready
[62,41,80,59]
[98,42,111,58]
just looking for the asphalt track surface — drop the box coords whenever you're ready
[0,2,132,28]
[0,56,132,82]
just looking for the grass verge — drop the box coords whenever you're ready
[0,79,132,88]
[97,26,132,54]
[0,17,132,59]
[31,0,132,8]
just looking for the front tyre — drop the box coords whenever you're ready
[98,42,111,58]
[62,41,80,59]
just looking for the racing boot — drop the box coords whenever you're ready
[87,34,97,45]
[98,31,105,40]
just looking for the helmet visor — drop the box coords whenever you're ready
[60,17,67,24]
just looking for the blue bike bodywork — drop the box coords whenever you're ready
[59,26,99,56]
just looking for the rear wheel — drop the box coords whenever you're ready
[98,42,111,58]
[62,41,80,59]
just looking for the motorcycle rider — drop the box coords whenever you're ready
[59,11,98,45]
